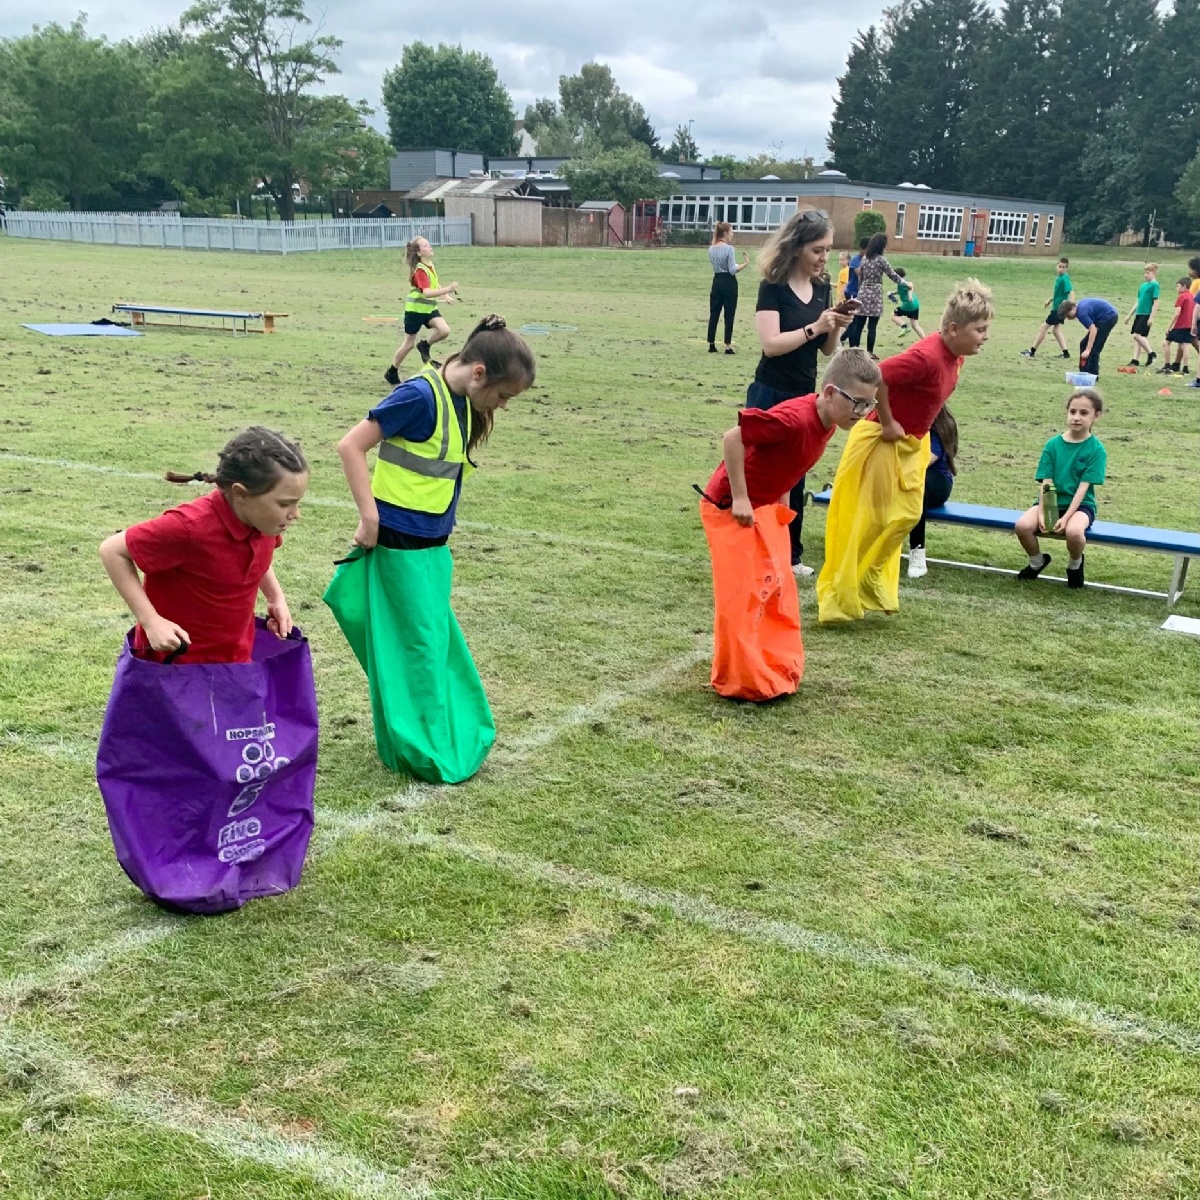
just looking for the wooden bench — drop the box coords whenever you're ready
[809,489,1198,611]
[112,303,288,335]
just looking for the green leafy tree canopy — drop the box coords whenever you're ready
[525,63,660,157]
[382,42,516,157]
[562,143,669,209]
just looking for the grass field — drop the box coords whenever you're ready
[0,234,1197,1200]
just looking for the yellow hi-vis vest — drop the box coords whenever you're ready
[372,367,474,514]
[405,261,439,314]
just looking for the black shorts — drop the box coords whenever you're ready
[403,309,441,335]
[1131,314,1152,337]
[1166,327,1193,345]
[1045,309,1064,327]
[894,307,919,320]
[1061,506,1095,531]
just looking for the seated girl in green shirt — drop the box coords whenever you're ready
[1014,389,1106,589]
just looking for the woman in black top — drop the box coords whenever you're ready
[750,209,852,575]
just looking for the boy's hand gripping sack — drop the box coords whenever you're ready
[323,546,494,784]
[816,421,930,623]
[96,620,318,915]
[701,501,803,702]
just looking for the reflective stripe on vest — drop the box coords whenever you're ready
[406,262,439,314]
[371,367,474,514]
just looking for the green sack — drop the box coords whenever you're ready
[323,546,495,784]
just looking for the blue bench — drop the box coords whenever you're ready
[809,489,1198,610]
[112,303,287,334]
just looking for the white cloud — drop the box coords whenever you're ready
[0,0,900,158]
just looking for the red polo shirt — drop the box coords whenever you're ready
[124,490,281,663]
[876,333,963,437]
[706,393,836,508]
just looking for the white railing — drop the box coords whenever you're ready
[2,211,473,254]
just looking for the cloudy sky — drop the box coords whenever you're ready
[0,1,896,158]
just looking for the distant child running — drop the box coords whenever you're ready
[329,316,536,783]
[700,349,881,701]
[1156,277,1196,376]
[906,405,957,579]
[99,429,309,662]
[384,237,459,386]
[1124,263,1160,367]
[836,251,851,302]
[889,267,926,339]
[1014,389,1106,590]
[817,279,993,624]
[1058,295,1119,378]
[1021,257,1073,360]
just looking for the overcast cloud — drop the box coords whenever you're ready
[0,1,897,158]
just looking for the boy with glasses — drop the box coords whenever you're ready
[699,348,881,700]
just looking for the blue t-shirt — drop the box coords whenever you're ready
[845,254,862,299]
[367,376,470,538]
[928,429,954,482]
[1075,298,1118,328]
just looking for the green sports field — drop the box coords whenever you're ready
[0,236,1197,1199]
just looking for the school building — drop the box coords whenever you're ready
[649,172,1066,256]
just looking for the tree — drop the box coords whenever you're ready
[562,143,669,209]
[854,210,887,242]
[873,0,995,190]
[381,43,516,156]
[0,19,149,209]
[1175,149,1200,239]
[665,124,699,163]
[182,0,343,220]
[827,27,886,179]
[524,63,660,157]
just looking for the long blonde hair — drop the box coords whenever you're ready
[757,210,832,285]
[405,238,427,273]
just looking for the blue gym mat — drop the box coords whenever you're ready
[22,323,142,337]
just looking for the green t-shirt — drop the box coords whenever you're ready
[1051,273,1073,308]
[1036,434,1106,513]
[1135,279,1160,315]
[896,279,919,313]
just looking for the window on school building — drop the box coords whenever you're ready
[862,198,873,208]
[661,194,799,232]
[917,204,964,241]
[1029,214,1040,245]
[987,210,1028,244]
[895,203,905,238]
[1044,214,1055,246]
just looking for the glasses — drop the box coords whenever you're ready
[832,385,877,416]
[798,209,829,221]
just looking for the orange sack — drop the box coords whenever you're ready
[701,500,803,702]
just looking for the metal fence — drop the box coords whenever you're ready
[3,211,473,254]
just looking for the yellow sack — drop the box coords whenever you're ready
[816,420,930,623]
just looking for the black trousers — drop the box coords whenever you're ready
[909,470,954,550]
[745,378,809,563]
[708,274,738,345]
[1080,317,1117,375]
[847,313,881,352]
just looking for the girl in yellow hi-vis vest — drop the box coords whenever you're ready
[384,237,460,386]
[328,316,537,784]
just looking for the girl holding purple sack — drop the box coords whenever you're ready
[99,428,309,662]
[96,429,317,915]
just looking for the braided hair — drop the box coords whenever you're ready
[166,427,307,494]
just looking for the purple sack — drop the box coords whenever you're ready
[96,620,318,915]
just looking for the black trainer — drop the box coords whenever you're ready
[416,339,432,364]
[1127,359,1140,367]
[1061,350,1071,359]
[1066,555,1085,589]
[708,343,718,353]
[1146,351,1157,366]
[383,364,400,386]
[1017,553,1051,580]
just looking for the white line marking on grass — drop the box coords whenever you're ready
[503,646,710,753]
[0,924,180,1016]
[0,1027,431,1200]
[402,830,1200,1058]
[1,730,96,763]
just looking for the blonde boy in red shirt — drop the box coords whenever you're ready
[817,279,993,623]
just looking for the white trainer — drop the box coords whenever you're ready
[907,547,928,578]
[792,561,815,578]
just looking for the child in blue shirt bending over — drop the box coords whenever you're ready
[1014,389,1106,590]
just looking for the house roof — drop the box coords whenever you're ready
[579,200,623,210]
[405,176,531,201]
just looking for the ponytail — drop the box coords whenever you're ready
[405,238,423,273]
[447,315,537,453]
[167,427,307,495]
